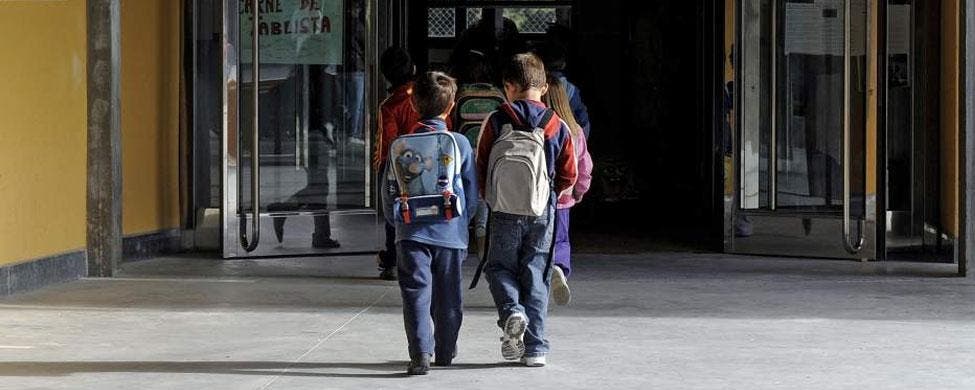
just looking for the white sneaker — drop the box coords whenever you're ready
[521,355,547,367]
[500,312,527,360]
[551,266,571,305]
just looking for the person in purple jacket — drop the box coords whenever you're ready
[543,74,593,306]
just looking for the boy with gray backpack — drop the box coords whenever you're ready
[473,53,577,367]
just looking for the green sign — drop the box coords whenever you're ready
[240,0,344,65]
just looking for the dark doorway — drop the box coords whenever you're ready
[395,0,726,252]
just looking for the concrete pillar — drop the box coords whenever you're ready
[86,0,122,277]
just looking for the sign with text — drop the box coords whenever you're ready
[240,0,343,65]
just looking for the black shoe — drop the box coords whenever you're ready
[312,235,341,249]
[267,203,290,243]
[379,267,397,281]
[433,351,455,367]
[432,358,452,367]
[272,216,286,243]
[407,354,431,375]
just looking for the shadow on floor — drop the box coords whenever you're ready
[0,360,515,378]
[2,252,973,321]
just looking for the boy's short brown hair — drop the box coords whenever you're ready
[412,71,457,118]
[502,53,547,92]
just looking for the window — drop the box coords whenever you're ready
[428,8,456,38]
[466,8,483,28]
[428,6,564,38]
[502,8,557,33]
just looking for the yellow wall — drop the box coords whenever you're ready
[942,0,960,237]
[0,1,87,265]
[121,0,182,235]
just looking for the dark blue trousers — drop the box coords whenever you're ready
[379,222,397,269]
[397,240,466,360]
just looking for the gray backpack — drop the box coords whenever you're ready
[485,107,556,216]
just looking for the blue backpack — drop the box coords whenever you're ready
[387,130,463,224]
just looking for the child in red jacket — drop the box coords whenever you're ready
[375,47,419,281]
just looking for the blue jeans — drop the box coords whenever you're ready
[345,71,365,139]
[484,209,554,357]
[397,240,465,360]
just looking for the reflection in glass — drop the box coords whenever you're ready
[739,0,867,212]
[776,0,866,212]
[776,0,845,208]
[238,0,368,247]
[739,0,771,209]
[886,0,912,213]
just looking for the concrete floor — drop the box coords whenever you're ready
[0,252,973,389]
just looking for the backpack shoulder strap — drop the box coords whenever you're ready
[537,109,556,130]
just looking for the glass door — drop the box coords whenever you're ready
[729,0,875,259]
[223,0,380,258]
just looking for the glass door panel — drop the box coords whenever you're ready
[730,0,874,259]
[224,0,379,258]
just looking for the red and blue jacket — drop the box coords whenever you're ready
[476,99,578,200]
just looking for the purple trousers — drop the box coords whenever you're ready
[553,208,572,277]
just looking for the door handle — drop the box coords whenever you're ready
[842,0,864,254]
[240,10,261,252]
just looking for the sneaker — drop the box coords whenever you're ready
[521,355,547,367]
[407,353,431,375]
[500,312,527,360]
[551,266,571,305]
[379,267,397,281]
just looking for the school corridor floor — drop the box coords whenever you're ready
[0,252,973,389]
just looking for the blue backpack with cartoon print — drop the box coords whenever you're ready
[387,130,463,224]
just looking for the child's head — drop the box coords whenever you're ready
[542,74,581,137]
[380,46,415,87]
[538,42,568,72]
[502,53,548,101]
[453,49,495,85]
[412,71,457,119]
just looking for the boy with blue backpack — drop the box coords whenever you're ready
[382,71,478,375]
[473,53,577,367]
